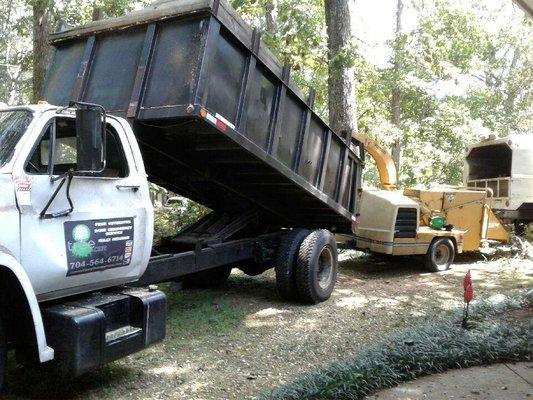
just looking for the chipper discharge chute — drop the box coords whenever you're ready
[42,0,363,233]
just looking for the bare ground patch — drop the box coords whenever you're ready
[3,251,532,400]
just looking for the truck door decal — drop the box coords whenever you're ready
[64,217,134,276]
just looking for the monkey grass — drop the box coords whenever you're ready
[264,292,532,400]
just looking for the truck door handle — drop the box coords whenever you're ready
[116,185,140,192]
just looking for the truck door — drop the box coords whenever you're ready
[13,112,152,300]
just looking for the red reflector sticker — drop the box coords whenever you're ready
[216,119,227,131]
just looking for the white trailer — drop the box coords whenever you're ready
[464,134,533,230]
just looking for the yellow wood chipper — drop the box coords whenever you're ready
[339,132,510,272]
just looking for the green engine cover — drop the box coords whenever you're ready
[430,216,446,230]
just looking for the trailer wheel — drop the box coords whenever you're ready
[0,317,6,393]
[295,230,338,304]
[425,238,455,272]
[184,266,232,289]
[275,229,310,301]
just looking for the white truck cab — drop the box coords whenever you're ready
[0,104,165,384]
[1,105,154,300]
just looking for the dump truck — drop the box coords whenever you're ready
[464,134,533,235]
[0,0,364,389]
[339,132,510,271]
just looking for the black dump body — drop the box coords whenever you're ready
[43,0,363,233]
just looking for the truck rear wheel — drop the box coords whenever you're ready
[0,317,6,393]
[295,230,338,304]
[425,238,455,272]
[184,266,232,288]
[275,229,310,301]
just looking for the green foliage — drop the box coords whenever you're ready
[0,0,148,104]
[2,0,531,188]
[264,292,533,400]
[236,0,532,188]
[154,198,209,242]
[0,0,33,103]
[233,0,330,118]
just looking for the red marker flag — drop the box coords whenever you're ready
[464,284,474,303]
[463,270,472,290]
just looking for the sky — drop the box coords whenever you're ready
[354,0,418,68]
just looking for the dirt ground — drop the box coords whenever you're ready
[4,249,532,400]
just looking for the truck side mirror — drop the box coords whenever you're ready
[75,107,105,173]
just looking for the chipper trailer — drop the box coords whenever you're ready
[0,0,364,388]
[339,132,510,271]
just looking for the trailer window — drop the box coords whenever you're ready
[26,118,129,177]
[466,144,512,180]
[0,110,33,168]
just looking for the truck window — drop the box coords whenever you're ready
[25,117,129,177]
[0,110,34,168]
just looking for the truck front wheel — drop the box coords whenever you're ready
[295,230,338,304]
[425,238,455,272]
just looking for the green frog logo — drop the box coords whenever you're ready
[71,224,93,258]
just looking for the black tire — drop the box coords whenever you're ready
[275,229,310,301]
[425,237,455,272]
[295,230,338,304]
[183,266,232,288]
[0,317,6,393]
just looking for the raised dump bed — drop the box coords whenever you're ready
[42,0,363,233]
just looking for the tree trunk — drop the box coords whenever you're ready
[32,0,52,102]
[324,0,358,136]
[264,0,278,36]
[390,0,403,178]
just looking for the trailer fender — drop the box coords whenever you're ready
[0,247,54,363]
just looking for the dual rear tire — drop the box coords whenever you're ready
[275,229,338,304]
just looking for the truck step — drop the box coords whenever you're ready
[42,287,166,377]
[105,325,142,344]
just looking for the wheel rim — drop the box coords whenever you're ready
[317,246,334,290]
[432,243,450,268]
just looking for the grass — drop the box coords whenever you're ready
[263,291,533,400]
[162,283,248,339]
[4,284,248,400]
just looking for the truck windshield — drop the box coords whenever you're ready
[0,110,34,168]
